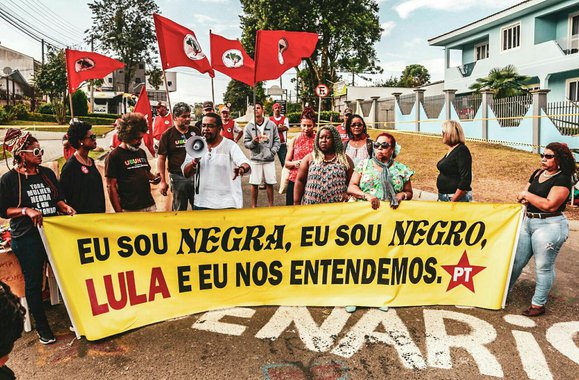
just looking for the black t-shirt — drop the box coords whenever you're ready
[158,126,200,174]
[0,167,64,239]
[105,147,155,211]
[0,365,15,380]
[527,169,571,213]
[436,143,472,193]
[60,155,106,214]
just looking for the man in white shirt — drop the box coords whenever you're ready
[182,113,251,210]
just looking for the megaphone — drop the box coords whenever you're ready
[185,136,208,159]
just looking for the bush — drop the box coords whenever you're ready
[11,103,29,120]
[286,110,340,125]
[72,90,89,116]
[38,103,55,114]
[0,107,12,124]
[87,112,119,119]
[24,113,57,122]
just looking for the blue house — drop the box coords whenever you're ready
[429,0,579,101]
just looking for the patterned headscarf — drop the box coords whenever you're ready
[312,125,349,168]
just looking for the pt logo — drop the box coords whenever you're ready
[442,251,485,292]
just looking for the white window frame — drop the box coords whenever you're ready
[501,22,521,51]
[568,11,579,51]
[566,77,579,101]
[474,41,489,61]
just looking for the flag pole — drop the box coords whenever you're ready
[68,91,75,120]
[209,29,215,105]
[162,70,172,112]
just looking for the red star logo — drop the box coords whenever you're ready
[442,251,486,293]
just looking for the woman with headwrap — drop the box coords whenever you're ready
[293,125,354,205]
[344,114,373,167]
[0,129,75,345]
[284,108,316,205]
[345,132,414,313]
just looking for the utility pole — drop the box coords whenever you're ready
[41,39,45,65]
[90,37,95,113]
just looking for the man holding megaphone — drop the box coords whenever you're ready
[181,113,251,210]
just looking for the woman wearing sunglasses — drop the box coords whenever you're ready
[345,132,414,313]
[509,142,576,317]
[0,129,75,345]
[344,114,373,167]
[60,120,106,214]
[437,120,472,202]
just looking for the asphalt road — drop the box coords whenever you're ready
[4,132,579,379]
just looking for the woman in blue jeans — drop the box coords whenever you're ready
[509,142,576,317]
[0,129,75,344]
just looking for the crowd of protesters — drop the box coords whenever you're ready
[0,100,576,355]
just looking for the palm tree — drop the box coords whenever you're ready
[469,65,531,99]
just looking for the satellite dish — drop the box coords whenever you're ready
[3,67,12,75]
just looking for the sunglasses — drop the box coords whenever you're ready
[350,122,364,128]
[20,148,44,156]
[85,134,97,141]
[373,142,392,149]
[540,154,555,159]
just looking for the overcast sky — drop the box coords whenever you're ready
[0,0,521,105]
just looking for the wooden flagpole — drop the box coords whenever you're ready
[68,91,75,120]
[209,30,215,105]
[162,70,172,113]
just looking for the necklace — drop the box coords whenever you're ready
[323,154,337,163]
[542,170,560,178]
[75,152,91,166]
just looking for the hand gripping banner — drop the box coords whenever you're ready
[40,201,524,340]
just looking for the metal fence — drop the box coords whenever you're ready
[489,94,532,127]
[399,94,414,115]
[546,100,579,136]
[423,94,445,119]
[452,93,482,121]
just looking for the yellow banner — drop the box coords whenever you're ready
[40,202,523,340]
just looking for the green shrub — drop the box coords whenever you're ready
[0,107,12,124]
[72,90,89,116]
[286,110,340,125]
[25,113,57,122]
[12,103,29,120]
[38,103,55,114]
[87,112,119,119]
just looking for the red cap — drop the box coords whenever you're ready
[272,103,281,110]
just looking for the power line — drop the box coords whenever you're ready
[0,5,68,48]
[2,0,84,46]
[21,0,86,38]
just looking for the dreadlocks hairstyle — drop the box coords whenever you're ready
[67,120,93,150]
[0,281,26,358]
[545,142,577,176]
[117,112,149,143]
[312,125,349,169]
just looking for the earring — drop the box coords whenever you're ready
[80,142,84,146]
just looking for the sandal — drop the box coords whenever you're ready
[522,305,545,317]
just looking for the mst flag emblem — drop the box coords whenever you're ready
[74,58,95,72]
[277,37,288,64]
[184,34,205,60]
[222,49,243,68]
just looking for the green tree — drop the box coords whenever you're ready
[33,48,68,124]
[469,65,531,99]
[223,80,266,116]
[374,75,400,87]
[399,64,430,87]
[239,0,382,107]
[146,67,163,90]
[86,0,159,93]
[72,90,89,116]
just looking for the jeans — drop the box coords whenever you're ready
[438,191,473,202]
[169,173,196,211]
[277,144,287,167]
[509,215,569,306]
[11,231,51,333]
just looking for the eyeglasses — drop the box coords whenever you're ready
[540,153,555,159]
[85,134,97,141]
[373,142,392,149]
[20,148,44,156]
[201,123,217,128]
[350,122,364,128]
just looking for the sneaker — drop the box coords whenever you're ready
[38,330,56,345]
[379,306,389,312]
[345,306,357,313]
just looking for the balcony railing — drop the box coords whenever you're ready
[457,61,477,77]
[555,35,579,55]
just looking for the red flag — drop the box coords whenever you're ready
[153,13,214,77]
[210,33,255,86]
[254,30,318,83]
[65,49,124,94]
[133,86,155,156]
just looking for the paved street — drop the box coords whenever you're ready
[4,130,579,379]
